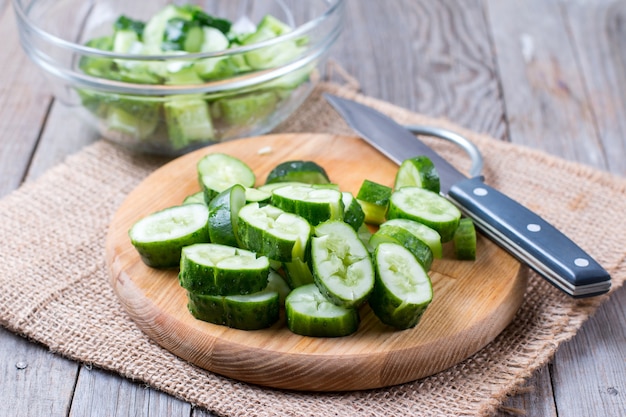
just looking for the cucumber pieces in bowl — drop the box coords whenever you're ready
[127,153,476,335]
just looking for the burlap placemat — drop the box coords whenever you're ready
[1,82,624,417]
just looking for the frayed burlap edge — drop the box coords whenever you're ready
[0,82,624,417]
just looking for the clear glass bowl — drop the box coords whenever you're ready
[14,0,344,155]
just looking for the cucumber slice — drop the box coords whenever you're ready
[266,269,292,306]
[285,284,359,337]
[282,256,315,289]
[380,218,443,259]
[357,223,375,253]
[129,204,209,268]
[356,180,392,225]
[369,225,434,270]
[182,191,206,206]
[237,203,311,262]
[387,186,461,242]
[394,156,440,193]
[212,91,278,126]
[197,153,256,202]
[341,191,365,231]
[243,187,272,205]
[179,243,269,296]
[265,160,330,185]
[453,218,477,260]
[164,97,214,149]
[207,184,246,246]
[369,242,433,329]
[271,184,344,226]
[187,287,279,330]
[311,221,374,308]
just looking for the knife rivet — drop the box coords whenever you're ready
[574,258,590,267]
[473,187,488,196]
[527,223,541,232]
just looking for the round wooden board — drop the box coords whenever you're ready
[106,133,527,392]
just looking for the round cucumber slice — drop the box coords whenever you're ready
[311,221,374,308]
[207,184,246,246]
[271,184,344,226]
[237,203,311,262]
[369,225,434,270]
[187,287,279,330]
[197,153,255,202]
[387,186,461,242]
[182,191,206,206]
[394,156,440,193]
[129,204,209,268]
[265,160,330,185]
[179,243,270,296]
[285,284,359,337]
[453,218,477,260]
[369,242,433,329]
[380,218,443,259]
[356,180,392,225]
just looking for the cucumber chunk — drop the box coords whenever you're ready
[369,242,433,329]
[129,204,209,268]
[453,218,477,260]
[265,160,330,185]
[271,184,344,226]
[212,91,278,126]
[311,221,374,308]
[187,287,279,330]
[164,97,215,149]
[356,180,392,225]
[237,203,311,262]
[369,225,434,270]
[207,184,246,246]
[341,191,365,231]
[380,218,443,258]
[282,257,315,289]
[394,156,440,193]
[285,284,359,337]
[387,186,461,242]
[266,269,291,306]
[179,243,269,295]
[182,191,206,206]
[197,153,256,202]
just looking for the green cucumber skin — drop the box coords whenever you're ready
[265,160,330,185]
[369,244,433,330]
[207,184,246,247]
[271,186,343,226]
[132,227,208,268]
[285,284,359,337]
[454,218,477,260]
[187,291,280,330]
[342,192,366,231]
[369,226,434,271]
[236,215,298,263]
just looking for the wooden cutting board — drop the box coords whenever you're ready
[106,133,527,391]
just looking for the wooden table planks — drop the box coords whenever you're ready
[0,1,624,416]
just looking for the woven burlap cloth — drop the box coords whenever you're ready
[1,82,625,417]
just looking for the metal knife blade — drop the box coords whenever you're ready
[324,93,611,298]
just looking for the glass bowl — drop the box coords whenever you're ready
[13,0,344,155]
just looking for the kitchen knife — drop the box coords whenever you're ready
[324,93,611,298]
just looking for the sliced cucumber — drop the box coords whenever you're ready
[207,184,246,246]
[453,218,477,260]
[187,287,279,330]
[282,256,315,289]
[182,191,206,206]
[237,203,311,262]
[369,225,434,270]
[387,186,461,242]
[164,97,214,149]
[197,153,256,202]
[265,160,330,185]
[266,269,292,306]
[341,191,365,231]
[311,221,374,308]
[356,180,392,225]
[271,184,344,226]
[285,284,359,337]
[369,242,433,329]
[380,218,443,259]
[179,243,269,296]
[212,91,278,126]
[129,204,209,268]
[244,186,272,205]
[394,156,440,193]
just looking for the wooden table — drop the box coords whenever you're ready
[1,1,624,416]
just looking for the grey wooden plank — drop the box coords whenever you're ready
[497,366,558,417]
[332,0,507,139]
[68,366,192,417]
[0,327,77,417]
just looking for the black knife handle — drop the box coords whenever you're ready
[448,177,611,298]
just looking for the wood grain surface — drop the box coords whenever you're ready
[106,133,526,391]
[1,0,624,415]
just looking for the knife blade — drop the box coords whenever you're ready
[324,93,611,298]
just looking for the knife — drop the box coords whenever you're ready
[324,93,611,298]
